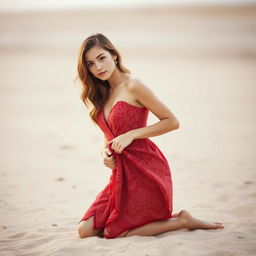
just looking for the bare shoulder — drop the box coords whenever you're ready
[126,77,156,104]
[126,78,180,124]
[127,78,146,91]
[124,78,151,107]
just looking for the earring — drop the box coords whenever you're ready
[115,59,118,64]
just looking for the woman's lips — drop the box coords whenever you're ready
[98,71,106,76]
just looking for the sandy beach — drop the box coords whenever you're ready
[0,4,256,256]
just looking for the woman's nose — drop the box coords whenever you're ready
[95,62,103,70]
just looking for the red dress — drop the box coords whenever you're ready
[79,101,173,239]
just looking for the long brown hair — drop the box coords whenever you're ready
[75,33,131,125]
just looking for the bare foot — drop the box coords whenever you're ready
[177,210,224,230]
[171,212,180,218]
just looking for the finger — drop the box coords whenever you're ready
[110,143,117,153]
[104,158,111,163]
[105,157,113,163]
[106,162,115,168]
[104,157,115,163]
[107,152,113,157]
[103,148,109,155]
[106,149,112,157]
[110,159,116,164]
[105,152,111,157]
[110,141,116,149]
[117,147,122,154]
[104,162,114,168]
[108,154,114,159]
[106,159,114,164]
[104,152,112,158]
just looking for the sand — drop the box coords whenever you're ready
[0,4,256,256]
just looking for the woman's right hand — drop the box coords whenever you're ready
[101,147,116,169]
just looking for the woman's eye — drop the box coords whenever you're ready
[87,57,105,68]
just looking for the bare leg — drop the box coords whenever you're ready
[124,209,224,237]
[78,216,104,238]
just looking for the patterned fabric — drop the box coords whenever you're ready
[79,101,173,239]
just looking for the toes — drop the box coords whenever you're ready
[171,212,179,218]
[212,222,225,228]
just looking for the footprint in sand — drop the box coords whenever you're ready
[244,181,253,185]
[8,232,26,239]
[237,180,255,190]
[55,177,65,182]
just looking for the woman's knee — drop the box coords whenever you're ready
[78,221,92,238]
[78,217,101,239]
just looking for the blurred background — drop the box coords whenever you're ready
[0,0,256,255]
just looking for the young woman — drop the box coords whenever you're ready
[76,33,224,239]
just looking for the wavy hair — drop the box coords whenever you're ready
[75,33,131,125]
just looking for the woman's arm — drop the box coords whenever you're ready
[127,79,180,140]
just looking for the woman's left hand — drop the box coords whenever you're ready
[107,132,134,154]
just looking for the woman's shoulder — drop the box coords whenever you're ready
[126,77,145,91]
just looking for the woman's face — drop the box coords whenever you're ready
[85,45,116,81]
